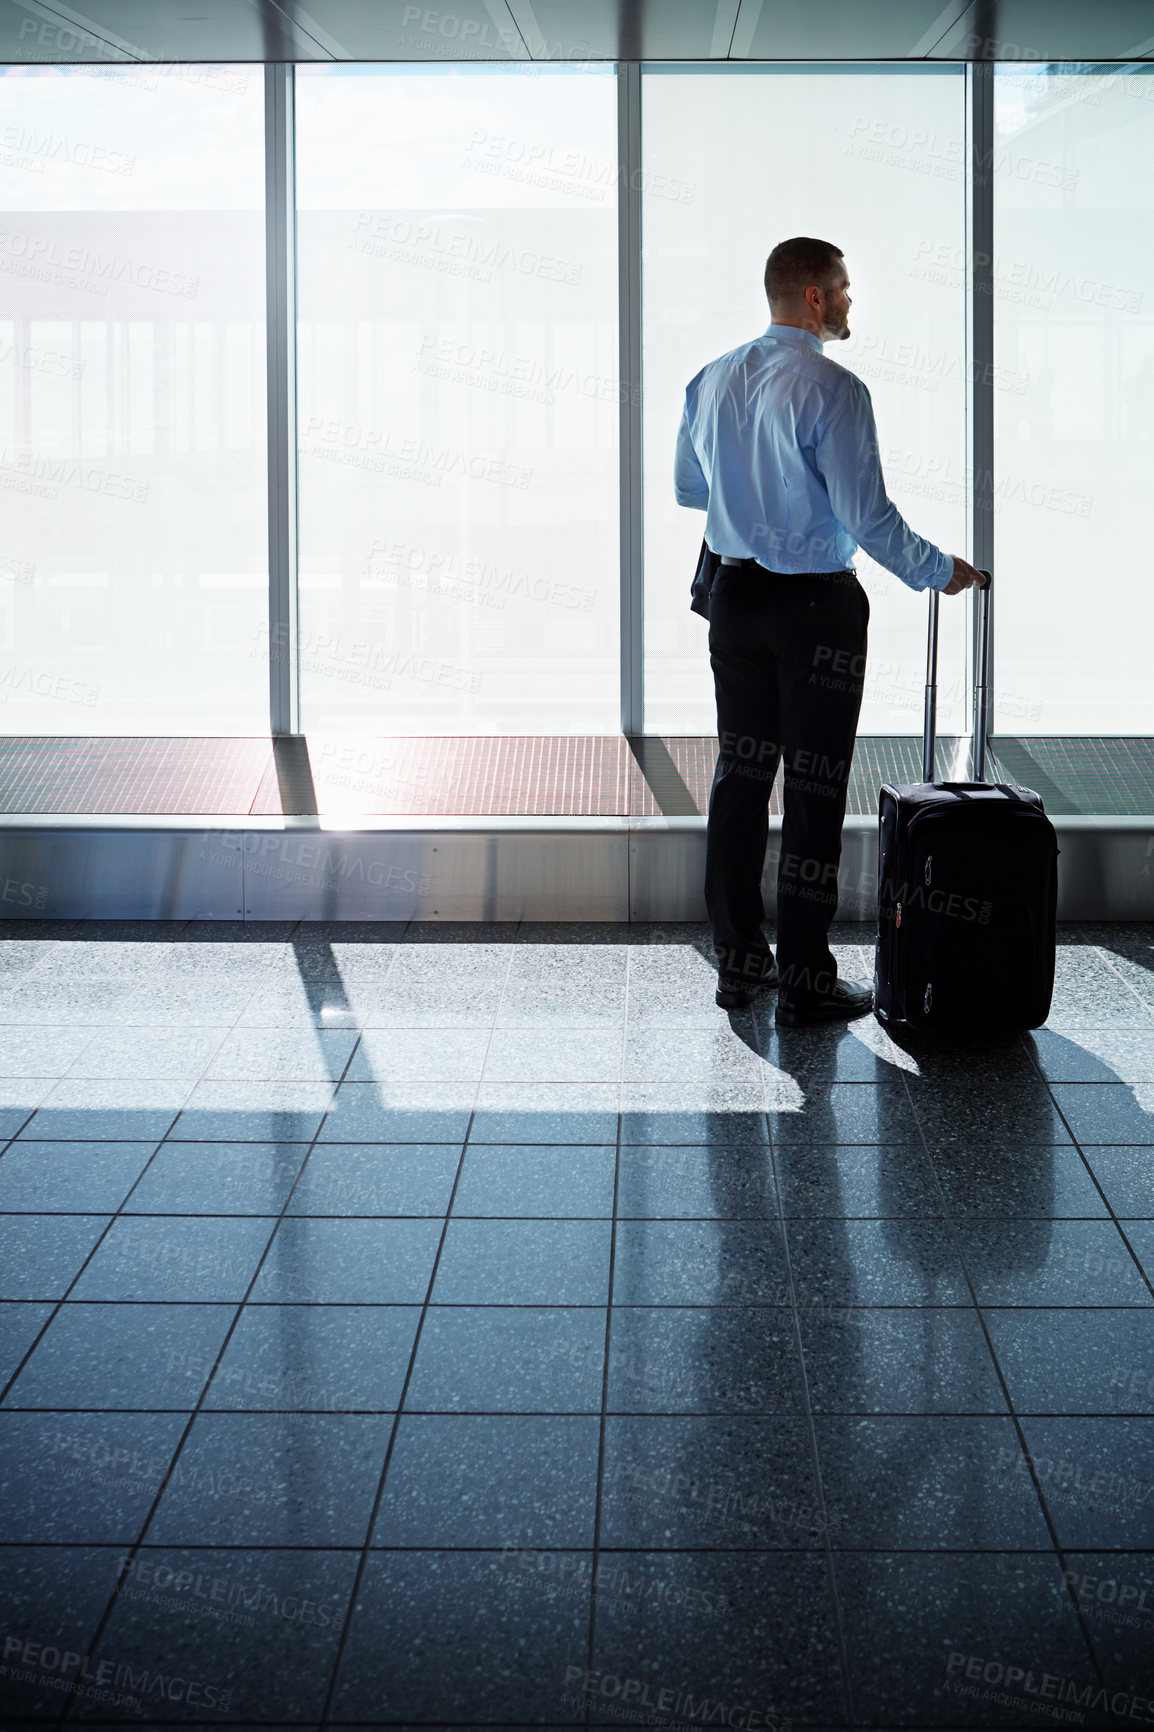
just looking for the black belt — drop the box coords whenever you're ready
[717,555,857,577]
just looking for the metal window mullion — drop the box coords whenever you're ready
[265,63,299,737]
[969,57,995,744]
[617,61,643,737]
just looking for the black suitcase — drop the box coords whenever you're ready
[874,572,1058,1032]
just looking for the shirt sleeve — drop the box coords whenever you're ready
[674,390,710,510]
[811,374,954,592]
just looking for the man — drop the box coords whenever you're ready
[674,236,981,1021]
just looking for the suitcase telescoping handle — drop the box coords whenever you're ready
[922,569,992,785]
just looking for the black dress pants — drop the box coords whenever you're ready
[705,563,869,1002]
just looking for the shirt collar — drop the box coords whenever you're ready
[765,322,824,355]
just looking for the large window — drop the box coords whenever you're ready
[641,65,970,736]
[294,64,620,733]
[993,65,1154,733]
[0,65,268,732]
[0,59,1148,744]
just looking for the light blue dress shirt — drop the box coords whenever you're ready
[674,323,954,592]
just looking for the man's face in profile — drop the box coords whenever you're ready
[820,266,852,341]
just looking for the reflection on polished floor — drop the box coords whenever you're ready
[1,919,1153,1728]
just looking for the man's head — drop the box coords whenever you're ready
[764,237,851,343]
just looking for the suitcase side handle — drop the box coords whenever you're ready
[973,571,992,784]
[922,569,992,784]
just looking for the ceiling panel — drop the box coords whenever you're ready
[499,0,739,61]
[0,0,1151,63]
[264,0,530,62]
[0,0,323,64]
[736,0,976,60]
[931,0,1154,59]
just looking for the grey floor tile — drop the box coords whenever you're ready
[63,1027,230,1081]
[169,1080,335,1142]
[71,1216,273,1303]
[1081,1147,1154,1216]
[816,1414,1051,1548]
[0,1091,44,1141]
[204,1304,420,1411]
[288,1142,460,1216]
[774,1144,939,1217]
[484,1027,623,1083]
[0,1301,53,1387]
[124,1141,310,1214]
[0,1215,110,1300]
[1018,1416,1154,1549]
[396,932,517,958]
[0,1140,158,1212]
[0,1026,95,1078]
[18,1079,190,1143]
[371,1413,600,1547]
[331,1549,592,1723]
[621,1025,767,1085]
[1123,1220,1154,1287]
[1029,1027,1154,1084]
[318,1080,475,1144]
[607,1306,802,1414]
[366,980,505,1028]
[496,952,628,1029]
[614,1218,791,1307]
[4,1301,236,1410]
[932,1144,1108,1218]
[147,1411,392,1546]
[600,1413,822,1547]
[619,1084,768,1146]
[1051,1083,1154,1145]
[590,1551,845,1725]
[84,1546,356,1722]
[754,1018,927,1083]
[909,1081,1073,1146]
[835,1551,1107,1727]
[345,1027,491,1083]
[616,1144,778,1219]
[625,948,735,1028]
[1089,945,1154,1013]
[452,1143,616,1217]
[1047,950,1154,1029]
[767,1081,921,1144]
[237,981,372,1028]
[471,1082,619,1144]
[800,1307,1006,1414]
[250,1216,441,1304]
[785,1218,972,1306]
[0,1546,126,1716]
[432,1219,611,1305]
[407,1307,605,1412]
[0,1409,185,1542]
[0,982,138,1025]
[205,1028,358,1082]
[866,1031,1040,1086]
[1064,1551,1154,1701]
[112,977,260,1027]
[985,1309,1154,1415]
[956,1218,1151,1306]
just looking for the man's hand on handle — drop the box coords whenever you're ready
[942,556,987,596]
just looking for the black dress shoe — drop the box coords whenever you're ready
[716,962,779,1010]
[775,976,873,1027]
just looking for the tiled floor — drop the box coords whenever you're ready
[1,919,1153,1729]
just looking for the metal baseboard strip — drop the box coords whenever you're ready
[0,815,1151,922]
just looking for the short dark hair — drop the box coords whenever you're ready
[764,237,844,307]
